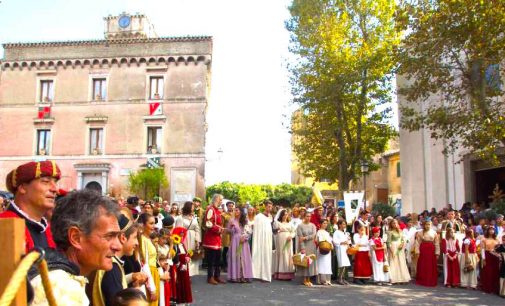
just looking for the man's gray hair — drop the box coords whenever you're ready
[51,189,120,251]
[211,194,223,204]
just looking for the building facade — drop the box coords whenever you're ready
[291,109,402,208]
[0,14,212,202]
[398,75,505,214]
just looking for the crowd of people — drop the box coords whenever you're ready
[1,160,505,306]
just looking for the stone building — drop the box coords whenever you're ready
[398,75,505,214]
[0,13,212,202]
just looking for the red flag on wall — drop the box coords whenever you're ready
[38,106,51,119]
[149,102,162,116]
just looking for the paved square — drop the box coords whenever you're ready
[190,274,504,306]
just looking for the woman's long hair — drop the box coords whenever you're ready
[238,206,247,228]
[277,209,287,222]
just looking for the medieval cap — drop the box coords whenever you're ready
[6,161,61,193]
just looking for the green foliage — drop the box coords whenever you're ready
[267,183,313,206]
[371,202,396,218]
[237,185,267,205]
[490,199,505,216]
[476,209,498,222]
[205,182,312,207]
[128,168,168,200]
[286,0,399,191]
[205,181,240,202]
[398,0,505,163]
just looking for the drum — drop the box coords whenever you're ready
[318,241,332,255]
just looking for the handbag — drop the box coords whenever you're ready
[383,249,390,272]
[463,241,474,273]
[347,245,359,256]
[293,253,316,268]
[383,263,390,272]
[191,247,205,260]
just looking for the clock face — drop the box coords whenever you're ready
[118,15,131,28]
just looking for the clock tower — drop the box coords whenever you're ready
[104,13,157,40]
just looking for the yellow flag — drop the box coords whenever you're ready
[311,184,324,206]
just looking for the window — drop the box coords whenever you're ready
[396,161,401,178]
[89,128,104,155]
[40,80,54,103]
[149,76,164,100]
[92,78,107,100]
[147,127,162,153]
[37,130,51,155]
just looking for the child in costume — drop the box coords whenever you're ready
[353,224,372,284]
[369,226,390,285]
[460,228,479,289]
[172,227,193,305]
[441,228,460,288]
[158,254,171,306]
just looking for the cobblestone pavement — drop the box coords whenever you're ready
[190,274,504,306]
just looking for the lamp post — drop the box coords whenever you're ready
[361,161,369,212]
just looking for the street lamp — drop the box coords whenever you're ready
[361,161,369,212]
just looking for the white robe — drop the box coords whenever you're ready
[333,230,351,267]
[252,213,273,282]
[316,230,333,275]
[370,238,390,283]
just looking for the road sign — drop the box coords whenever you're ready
[146,157,161,169]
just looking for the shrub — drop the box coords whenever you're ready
[371,202,396,218]
[490,199,505,217]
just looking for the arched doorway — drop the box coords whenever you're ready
[85,181,103,194]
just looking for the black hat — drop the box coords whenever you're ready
[118,208,134,232]
[127,196,139,206]
[118,215,130,230]
[162,216,175,228]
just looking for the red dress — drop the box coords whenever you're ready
[175,244,193,304]
[310,211,322,230]
[353,234,372,279]
[169,265,177,303]
[371,238,385,262]
[480,248,500,294]
[416,231,438,287]
[441,238,460,286]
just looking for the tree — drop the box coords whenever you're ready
[205,182,312,207]
[237,185,267,205]
[128,168,168,199]
[287,0,399,191]
[205,181,241,202]
[398,0,505,163]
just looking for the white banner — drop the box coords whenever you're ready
[343,191,364,224]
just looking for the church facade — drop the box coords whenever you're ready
[398,74,505,214]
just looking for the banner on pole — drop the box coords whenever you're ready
[343,191,364,224]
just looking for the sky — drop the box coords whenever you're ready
[0,0,295,185]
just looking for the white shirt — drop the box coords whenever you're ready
[353,233,370,251]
